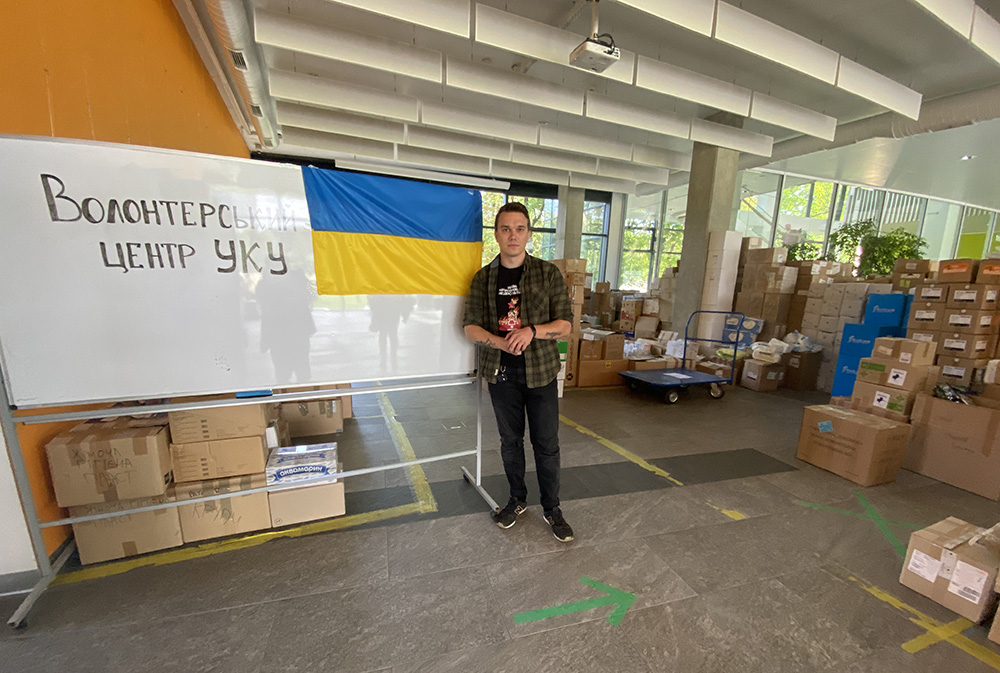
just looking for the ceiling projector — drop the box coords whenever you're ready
[569,38,621,73]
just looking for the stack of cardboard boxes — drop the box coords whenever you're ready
[892,258,938,293]
[655,268,676,328]
[552,258,587,336]
[735,236,765,294]
[552,258,588,393]
[734,246,796,341]
[698,231,742,339]
[591,281,617,329]
[822,293,909,396]
[576,327,628,387]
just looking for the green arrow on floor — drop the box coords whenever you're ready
[513,577,637,627]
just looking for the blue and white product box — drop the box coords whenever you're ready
[722,327,756,348]
[903,293,914,327]
[864,293,908,327]
[266,442,339,485]
[724,315,765,333]
[840,324,900,356]
[831,352,862,397]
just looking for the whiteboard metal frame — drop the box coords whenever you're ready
[3,363,496,629]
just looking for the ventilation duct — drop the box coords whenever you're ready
[204,0,280,149]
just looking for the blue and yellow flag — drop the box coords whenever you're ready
[303,167,483,295]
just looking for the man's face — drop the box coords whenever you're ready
[494,211,530,258]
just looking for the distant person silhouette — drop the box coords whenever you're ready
[257,268,316,383]
[368,295,415,373]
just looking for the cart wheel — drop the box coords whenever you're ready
[665,390,680,404]
[710,383,725,399]
[627,381,638,392]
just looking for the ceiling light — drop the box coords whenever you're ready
[255,10,443,83]
[321,0,471,38]
[961,155,976,161]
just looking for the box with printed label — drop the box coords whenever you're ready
[936,356,988,388]
[938,258,980,284]
[723,314,765,332]
[171,473,271,544]
[871,337,937,365]
[831,352,862,397]
[892,272,925,293]
[894,259,937,275]
[979,259,1000,281]
[864,293,907,327]
[944,308,997,335]
[907,394,1000,499]
[907,303,944,331]
[170,435,268,483]
[796,405,910,487]
[784,351,822,391]
[840,324,900,357]
[913,283,949,304]
[906,328,939,345]
[900,517,1000,622]
[722,327,756,348]
[269,480,346,528]
[69,494,183,565]
[576,359,628,387]
[936,332,994,359]
[168,397,277,444]
[46,420,173,508]
[266,442,339,486]
[280,399,343,437]
[745,247,788,266]
[740,360,786,392]
[946,284,1000,310]
[851,380,919,418]
[855,358,937,392]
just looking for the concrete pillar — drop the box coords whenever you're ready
[556,185,584,259]
[604,193,626,285]
[672,142,740,330]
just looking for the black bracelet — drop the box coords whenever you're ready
[529,325,537,337]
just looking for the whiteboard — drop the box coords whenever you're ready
[0,136,476,406]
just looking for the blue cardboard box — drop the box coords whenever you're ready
[831,353,862,397]
[864,293,907,327]
[840,324,899,357]
[724,314,765,333]
[903,293,914,327]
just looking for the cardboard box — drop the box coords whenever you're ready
[871,337,938,365]
[69,494,183,565]
[979,260,1000,280]
[851,380,919,418]
[908,394,1000,499]
[937,332,994,359]
[938,258,980,284]
[801,312,821,332]
[745,247,788,266]
[594,281,611,293]
[641,298,660,316]
[913,283,949,304]
[172,474,271,544]
[634,316,661,340]
[709,230,743,250]
[168,398,277,444]
[269,481,346,528]
[856,358,937,391]
[740,360,786,392]
[864,294,907,327]
[808,276,835,298]
[735,291,765,318]
[552,258,588,275]
[840,324,900,356]
[280,399,344,437]
[943,308,997,335]
[906,329,939,345]
[763,267,797,294]
[894,259,936,274]
[46,421,173,508]
[579,339,604,361]
[892,272,925,293]
[907,303,944,331]
[266,442,339,485]
[946,284,1000,310]
[170,435,268,483]
[937,356,988,388]
[628,358,675,371]
[796,405,911,486]
[784,351,822,391]
[900,517,1000,622]
[560,337,580,387]
[705,246,740,271]
[818,315,839,333]
[762,293,791,323]
[577,359,628,387]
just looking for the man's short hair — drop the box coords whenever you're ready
[494,201,531,229]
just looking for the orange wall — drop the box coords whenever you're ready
[2,0,249,553]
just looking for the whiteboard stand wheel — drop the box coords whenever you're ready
[666,390,680,404]
[10,619,27,630]
[710,383,725,399]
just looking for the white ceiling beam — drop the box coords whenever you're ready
[269,69,419,122]
[612,0,717,37]
[632,145,692,171]
[320,0,471,38]
[491,161,571,186]
[835,57,922,120]
[749,92,836,141]
[276,102,405,143]
[405,126,511,160]
[280,126,396,160]
[597,158,671,184]
[971,6,1000,64]
[585,92,691,141]
[511,145,599,173]
[420,101,539,145]
[255,10,442,83]
[690,119,773,156]
[569,172,638,194]
[336,158,510,191]
[538,125,633,161]
[910,0,976,36]
[445,58,585,115]
[474,4,636,84]
[396,145,492,175]
[635,56,752,116]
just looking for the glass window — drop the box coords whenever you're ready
[775,178,831,257]
[733,170,780,242]
[480,191,504,263]
[582,201,609,282]
[480,193,558,264]
[835,185,883,226]
[657,185,686,276]
[619,192,662,291]
[956,207,993,258]
[880,193,924,235]
[921,199,963,260]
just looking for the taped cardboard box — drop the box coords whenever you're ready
[936,332,994,359]
[269,480,346,528]
[46,420,173,508]
[170,435,268,483]
[855,358,938,392]
[796,405,910,486]
[908,303,944,331]
[280,399,344,437]
[937,356,989,388]
[946,284,1000,310]
[745,247,788,266]
[906,394,1000,499]
[784,351,822,391]
[851,380,919,419]
[906,328,939,345]
[171,473,271,544]
[913,283,949,304]
[577,359,628,387]
[168,397,277,444]
[900,517,1000,622]
[938,258,980,284]
[741,360,786,392]
[69,494,182,565]
[872,337,937,365]
[944,308,997,336]
[894,259,937,274]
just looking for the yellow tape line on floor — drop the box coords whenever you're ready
[849,576,1000,669]
[560,414,684,486]
[377,392,437,513]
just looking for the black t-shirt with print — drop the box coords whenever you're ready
[496,263,525,368]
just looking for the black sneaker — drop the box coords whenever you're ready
[544,507,574,542]
[493,498,527,529]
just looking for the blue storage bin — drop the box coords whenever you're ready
[864,293,907,327]
[831,353,862,397]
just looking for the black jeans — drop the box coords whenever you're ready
[488,367,561,512]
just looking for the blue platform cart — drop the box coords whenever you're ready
[619,310,745,404]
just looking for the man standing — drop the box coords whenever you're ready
[463,202,575,542]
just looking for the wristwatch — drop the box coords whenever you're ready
[529,325,537,337]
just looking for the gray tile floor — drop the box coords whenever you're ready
[5,384,1000,672]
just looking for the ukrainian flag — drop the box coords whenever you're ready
[303,167,483,295]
